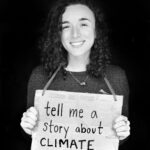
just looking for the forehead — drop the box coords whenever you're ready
[62,4,95,22]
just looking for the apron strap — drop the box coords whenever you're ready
[42,64,62,96]
[104,76,117,101]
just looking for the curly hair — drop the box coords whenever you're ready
[40,0,111,78]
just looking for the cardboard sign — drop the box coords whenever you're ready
[31,90,123,150]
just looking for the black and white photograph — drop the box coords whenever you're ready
[1,0,150,149]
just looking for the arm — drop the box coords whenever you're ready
[20,66,48,138]
[105,65,130,144]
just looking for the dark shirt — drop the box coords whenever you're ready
[23,64,129,147]
[27,65,129,117]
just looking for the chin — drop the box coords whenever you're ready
[70,50,91,57]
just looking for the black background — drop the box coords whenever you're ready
[1,0,150,149]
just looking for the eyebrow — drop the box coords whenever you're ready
[61,18,91,24]
[79,18,91,22]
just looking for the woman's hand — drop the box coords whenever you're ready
[113,115,130,140]
[20,107,38,135]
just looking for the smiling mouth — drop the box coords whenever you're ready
[70,41,85,47]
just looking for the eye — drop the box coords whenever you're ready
[62,25,70,30]
[81,23,88,27]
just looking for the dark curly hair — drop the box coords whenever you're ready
[40,0,111,78]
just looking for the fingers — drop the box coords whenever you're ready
[23,127,32,135]
[114,115,128,123]
[20,107,38,135]
[113,115,130,140]
[115,124,130,132]
[117,130,130,138]
[25,108,38,122]
[114,120,130,130]
[28,107,38,116]
[22,113,37,127]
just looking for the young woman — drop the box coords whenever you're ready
[21,0,130,146]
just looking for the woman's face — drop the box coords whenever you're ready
[61,4,96,58]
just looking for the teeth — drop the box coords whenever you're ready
[70,41,84,46]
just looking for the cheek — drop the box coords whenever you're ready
[82,29,95,39]
[61,31,70,42]
[61,32,71,49]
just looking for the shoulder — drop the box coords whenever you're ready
[105,64,129,94]
[30,65,48,78]
[28,65,49,88]
[105,65,129,117]
[105,65,126,78]
[27,65,49,108]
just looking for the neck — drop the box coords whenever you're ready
[66,54,90,72]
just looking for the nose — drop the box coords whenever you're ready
[71,26,80,39]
